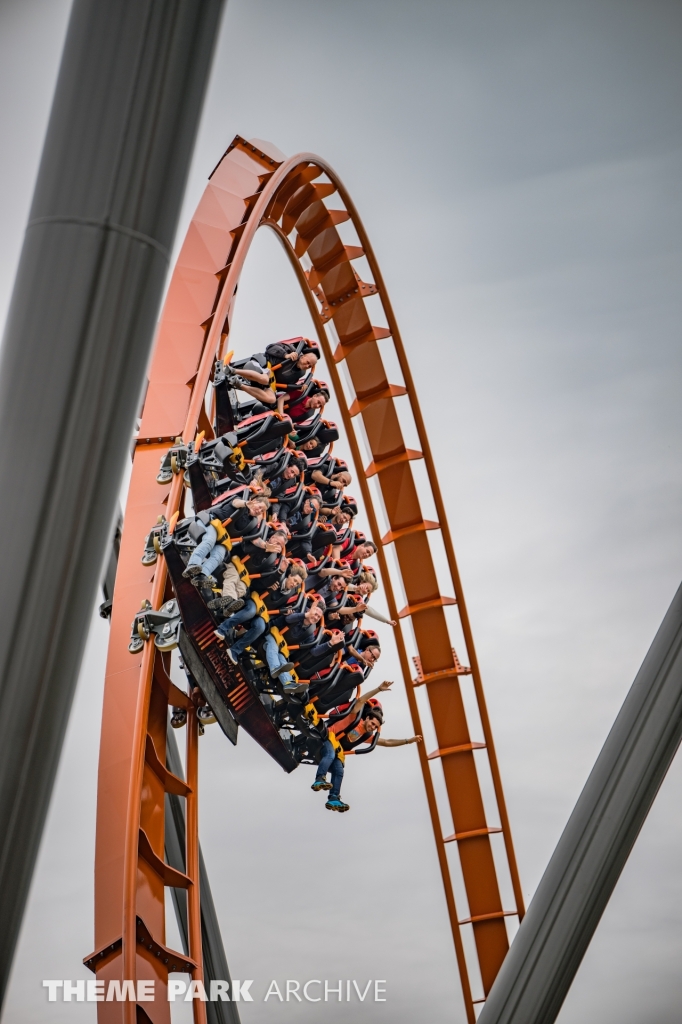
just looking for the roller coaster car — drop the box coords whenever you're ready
[293,414,339,449]
[271,479,306,518]
[324,703,380,757]
[185,433,252,510]
[161,532,331,772]
[235,411,293,457]
[212,355,266,436]
[251,446,291,482]
[186,408,293,502]
[161,534,298,772]
[282,374,317,409]
[310,664,365,715]
[302,556,336,593]
[287,519,335,561]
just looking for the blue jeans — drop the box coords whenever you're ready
[217,598,257,636]
[231,615,266,657]
[188,525,226,577]
[315,739,344,798]
[263,632,292,684]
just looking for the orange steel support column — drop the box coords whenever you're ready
[92,136,522,1023]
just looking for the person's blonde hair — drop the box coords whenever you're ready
[360,571,379,592]
[251,469,271,498]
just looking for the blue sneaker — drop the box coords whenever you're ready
[311,779,332,792]
[325,797,350,812]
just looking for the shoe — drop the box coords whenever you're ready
[282,682,308,696]
[182,564,202,579]
[325,797,350,812]
[225,647,238,666]
[272,661,295,678]
[171,709,187,729]
[213,629,225,642]
[207,596,244,614]
[192,574,217,589]
[311,779,332,792]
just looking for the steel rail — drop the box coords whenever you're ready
[102,518,238,1024]
[93,139,294,1021]
[264,218,476,1021]
[332,181,526,924]
[94,136,522,1022]
[256,156,522,1011]
[120,470,184,1010]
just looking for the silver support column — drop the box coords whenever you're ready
[479,582,682,1024]
[0,0,226,1004]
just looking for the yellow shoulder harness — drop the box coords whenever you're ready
[231,554,250,586]
[250,590,270,623]
[329,732,345,764]
[268,626,289,658]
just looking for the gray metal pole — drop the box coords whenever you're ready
[165,725,241,1024]
[478,582,682,1024]
[0,0,225,1004]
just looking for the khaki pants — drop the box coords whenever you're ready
[222,562,247,602]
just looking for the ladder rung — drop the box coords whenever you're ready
[413,647,470,683]
[428,742,486,760]
[365,448,423,477]
[333,325,391,362]
[145,734,191,797]
[458,910,517,926]
[382,519,440,545]
[138,829,192,889]
[413,665,471,687]
[349,384,407,417]
[443,826,502,843]
[398,595,457,619]
[134,916,197,974]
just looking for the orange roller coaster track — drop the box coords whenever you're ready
[90,136,524,1024]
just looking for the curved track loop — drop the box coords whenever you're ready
[92,136,523,1024]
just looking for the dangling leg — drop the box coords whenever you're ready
[312,739,335,792]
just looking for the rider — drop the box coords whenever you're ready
[259,561,309,693]
[311,684,422,812]
[267,454,307,521]
[212,529,288,660]
[181,494,269,590]
[286,381,330,423]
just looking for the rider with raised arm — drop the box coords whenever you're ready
[311,682,422,812]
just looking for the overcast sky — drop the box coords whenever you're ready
[1,1,681,1022]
